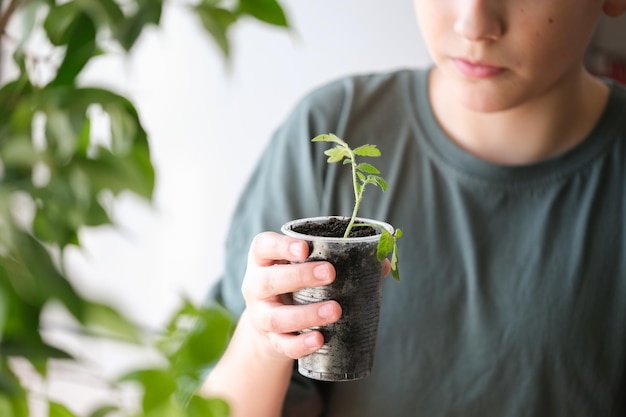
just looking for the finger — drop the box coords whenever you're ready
[242,260,335,300]
[255,300,342,334]
[383,259,391,277]
[248,232,310,266]
[268,330,325,359]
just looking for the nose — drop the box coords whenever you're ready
[453,0,503,42]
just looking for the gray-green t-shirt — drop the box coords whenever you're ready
[214,68,626,416]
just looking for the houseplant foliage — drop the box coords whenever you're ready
[0,0,288,416]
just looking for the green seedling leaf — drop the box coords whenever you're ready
[324,147,350,163]
[390,249,400,281]
[390,229,402,281]
[371,176,387,191]
[353,144,381,157]
[356,162,380,174]
[312,133,344,145]
[376,228,402,281]
[377,230,394,261]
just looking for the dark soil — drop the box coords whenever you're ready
[291,217,377,238]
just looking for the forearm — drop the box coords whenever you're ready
[200,311,294,417]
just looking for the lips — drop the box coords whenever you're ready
[453,58,505,79]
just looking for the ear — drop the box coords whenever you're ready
[603,0,626,16]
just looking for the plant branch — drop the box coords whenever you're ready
[0,0,25,39]
[345,147,360,237]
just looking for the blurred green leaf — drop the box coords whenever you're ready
[32,178,81,247]
[0,77,33,128]
[0,363,29,417]
[115,0,163,51]
[0,368,16,394]
[194,3,238,56]
[1,340,72,361]
[14,232,85,320]
[0,394,29,417]
[45,109,78,161]
[0,135,38,169]
[0,396,12,417]
[74,147,154,199]
[8,99,34,135]
[39,85,153,157]
[105,102,138,155]
[49,402,77,417]
[49,12,97,86]
[76,114,91,156]
[75,0,125,31]
[83,199,110,227]
[142,402,186,417]
[168,303,234,375]
[238,0,288,27]
[87,405,118,417]
[0,285,7,339]
[44,2,80,46]
[0,261,42,338]
[83,302,140,343]
[187,395,230,417]
[120,368,176,412]
[14,0,48,49]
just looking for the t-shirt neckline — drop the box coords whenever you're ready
[410,68,623,188]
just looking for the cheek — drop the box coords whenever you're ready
[522,19,592,71]
[512,3,600,65]
[415,3,449,56]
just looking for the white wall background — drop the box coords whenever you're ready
[31,1,430,414]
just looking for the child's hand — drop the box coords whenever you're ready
[240,232,342,361]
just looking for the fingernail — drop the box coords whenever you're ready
[318,303,336,319]
[313,264,330,281]
[304,333,319,348]
[290,242,304,258]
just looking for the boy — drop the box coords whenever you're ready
[203,0,626,416]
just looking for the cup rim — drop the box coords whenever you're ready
[281,216,394,243]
